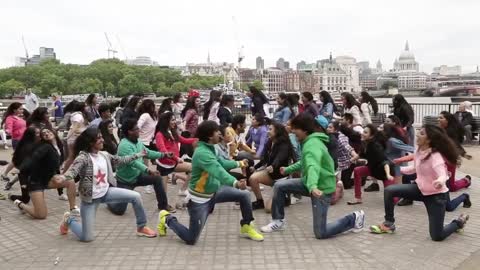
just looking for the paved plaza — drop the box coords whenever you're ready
[0,146,479,270]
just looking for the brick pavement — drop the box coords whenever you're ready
[0,147,479,270]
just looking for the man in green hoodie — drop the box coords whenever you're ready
[157,120,264,245]
[261,114,365,238]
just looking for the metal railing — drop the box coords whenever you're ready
[233,102,480,127]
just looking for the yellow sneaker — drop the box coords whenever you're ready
[240,223,264,241]
[157,210,170,237]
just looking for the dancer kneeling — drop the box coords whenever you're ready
[157,120,264,245]
[370,125,469,241]
[59,127,157,241]
[261,114,365,238]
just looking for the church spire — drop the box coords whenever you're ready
[207,51,211,64]
[329,52,333,63]
[405,40,409,51]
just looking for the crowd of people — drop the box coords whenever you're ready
[0,88,475,245]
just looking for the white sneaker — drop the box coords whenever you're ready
[290,195,301,205]
[259,186,265,191]
[177,189,188,196]
[3,144,9,150]
[58,194,68,201]
[260,220,286,233]
[13,199,24,213]
[352,210,365,233]
[144,185,154,194]
[70,207,80,217]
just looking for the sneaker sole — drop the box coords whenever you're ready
[136,232,157,238]
[260,227,285,233]
[240,233,264,241]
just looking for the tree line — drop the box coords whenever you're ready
[0,58,225,98]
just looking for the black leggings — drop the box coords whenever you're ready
[9,173,30,203]
[384,184,461,241]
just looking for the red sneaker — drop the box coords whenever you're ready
[137,226,157,238]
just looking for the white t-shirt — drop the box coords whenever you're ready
[71,112,85,124]
[89,153,110,199]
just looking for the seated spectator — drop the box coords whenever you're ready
[454,102,475,144]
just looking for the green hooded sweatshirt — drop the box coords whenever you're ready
[188,141,241,198]
[284,132,336,194]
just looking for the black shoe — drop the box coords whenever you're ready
[361,176,367,186]
[397,198,413,206]
[252,200,265,210]
[364,183,380,192]
[4,181,13,191]
[463,194,472,208]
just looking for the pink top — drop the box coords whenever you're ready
[155,131,197,167]
[183,109,199,136]
[5,115,26,141]
[401,148,449,196]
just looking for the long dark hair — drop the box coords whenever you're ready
[125,96,141,111]
[156,111,178,142]
[12,126,40,165]
[276,93,294,115]
[119,96,129,108]
[63,100,78,114]
[137,99,157,120]
[364,123,386,148]
[382,123,408,144]
[27,107,50,127]
[203,90,222,119]
[392,94,408,109]
[319,91,338,112]
[249,86,268,104]
[99,120,118,154]
[342,93,360,109]
[181,96,199,118]
[440,111,464,143]
[40,127,63,159]
[1,102,22,127]
[220,94,234,107]
[159,98,173,114]
[423,124,460,166]
[360,91,378,115]
[74,127,100,156]
[266,121,296,161]
[85,94,96,106]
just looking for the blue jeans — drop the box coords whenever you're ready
[446,193,468,212]
[271,178,355,239]
[107,174,168,215]
[384,184,460,241]
[166,186,254,245]
[68,187,147,242]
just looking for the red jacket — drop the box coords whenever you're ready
[155,131,196,166]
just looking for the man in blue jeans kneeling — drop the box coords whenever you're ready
[261,114,365,238]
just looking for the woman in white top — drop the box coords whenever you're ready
[137,99,158,194]
[137,99,158,147]
[202,90,222,123]
[63,101,89,172]
[359,91,379,126]
[172,93,184,128]
[341,93,363,127]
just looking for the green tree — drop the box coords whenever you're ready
[252,80,264,91]
[118,74,152,96]
[0,79,25,97]
[171,81,187,92]
[39,74,67,96]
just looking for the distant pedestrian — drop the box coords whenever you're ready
[24,89,39,114]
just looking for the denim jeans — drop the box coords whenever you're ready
[406,125,415,147]
[271,178,355,239]
[166,185,254,245]
[68,187,147,242]
[107,174,168,215]
[383,184,460,241]
[446,193,468,212]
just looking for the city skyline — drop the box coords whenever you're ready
[1,0,480,72]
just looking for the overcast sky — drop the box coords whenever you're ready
[1,0,479,73]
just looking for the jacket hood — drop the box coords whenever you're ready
[305,132,330,143]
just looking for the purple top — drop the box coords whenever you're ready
[246,125,268,157]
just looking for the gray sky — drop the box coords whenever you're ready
[1,0,479,73]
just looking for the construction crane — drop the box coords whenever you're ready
[21,35,30,66]
[104,32,118,59]
[232,16,245,90]
[116,34,129,61]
